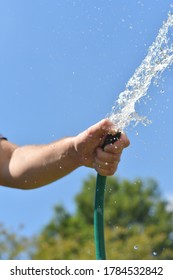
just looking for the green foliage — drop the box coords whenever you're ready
[1,175,172,259]
[0,224,29,260]
[31,175,173,260]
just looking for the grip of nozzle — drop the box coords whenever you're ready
[102,132,121,149]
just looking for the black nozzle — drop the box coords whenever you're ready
[102,132,121,149]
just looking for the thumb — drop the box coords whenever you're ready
[87,119,117,145]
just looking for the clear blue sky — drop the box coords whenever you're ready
[0,0,173,237]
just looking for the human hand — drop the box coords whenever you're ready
[74,119,130,176]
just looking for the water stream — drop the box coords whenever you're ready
[108,12,173,131]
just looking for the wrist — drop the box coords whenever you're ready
[69,136,83,168]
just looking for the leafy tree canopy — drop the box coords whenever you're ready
[31,175,173,260]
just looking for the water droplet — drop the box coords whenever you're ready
[160,89,165,94]
[152,251,157,256]
[134,245,138,250]
[135,131,139,136]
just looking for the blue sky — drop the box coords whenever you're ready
[0,0,173,237]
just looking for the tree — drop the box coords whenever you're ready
[31,175,173,260]
[0,223,29,260]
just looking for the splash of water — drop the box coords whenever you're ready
[109,12,173,130]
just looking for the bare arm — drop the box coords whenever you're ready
[0,137,80,189]
[0,119,129,190]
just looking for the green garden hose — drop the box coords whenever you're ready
[94,132,121,260]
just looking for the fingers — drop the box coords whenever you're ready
[94,131,130,176]
[94,159,119,176]
[94,147,121,176]
[96,147,121,163]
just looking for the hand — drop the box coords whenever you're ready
[74,119,130,176]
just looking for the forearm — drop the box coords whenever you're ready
[0,119,130,190]
[6,137,80,189]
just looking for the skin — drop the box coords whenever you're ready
[0,119,129,190]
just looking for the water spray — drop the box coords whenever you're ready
[94,132,121,260]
